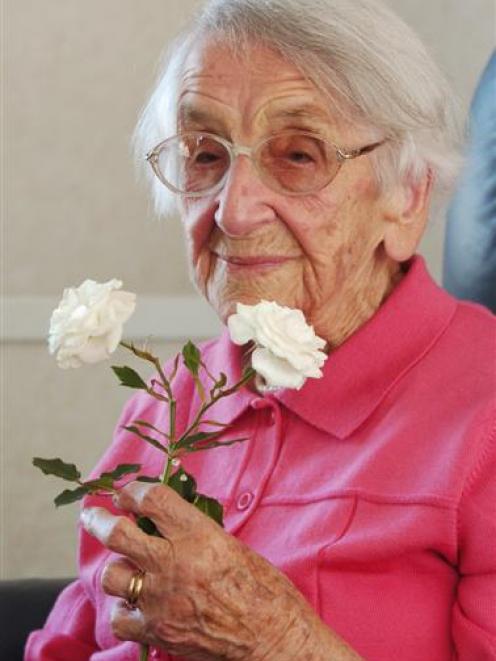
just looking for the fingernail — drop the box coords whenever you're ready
[123,481,153,500]
[80,508,93,529]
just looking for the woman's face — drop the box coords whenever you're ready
[177,40,399,340]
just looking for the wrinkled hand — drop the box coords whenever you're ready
[80,482,316,660]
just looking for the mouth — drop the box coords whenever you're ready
[214,254,299,271]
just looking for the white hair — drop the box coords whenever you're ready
[132,0,462,218]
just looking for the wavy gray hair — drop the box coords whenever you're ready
[133,0,462,218]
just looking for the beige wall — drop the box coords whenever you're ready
[3,340,184,578]
[2,0,495,579]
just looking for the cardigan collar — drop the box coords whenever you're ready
[204,256,457,439]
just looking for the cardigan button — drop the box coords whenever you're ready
[150,648,161,658]
[250,397,267,409]
[251,397,277,425]
[236,491,254,510]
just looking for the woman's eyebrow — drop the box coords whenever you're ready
[177,103,337,139]
[178,105,228,131]
[266,105,333,124]
[179,103,332,124]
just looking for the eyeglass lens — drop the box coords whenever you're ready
[156,133,338,194]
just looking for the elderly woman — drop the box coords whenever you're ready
[26,0,495,659]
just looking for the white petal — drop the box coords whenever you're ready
[234,300,327,386]
[48,278,135,368]
[78,337,111,364]
[252,348,306,390]
[105,324,124,354]
[109,291,136,323]
[55,347,83,369]
[227,314,254,345]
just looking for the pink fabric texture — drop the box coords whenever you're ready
[26,257,496,660]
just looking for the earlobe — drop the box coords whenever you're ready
[383,170,433,262]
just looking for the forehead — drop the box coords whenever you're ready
[176,39,339,135]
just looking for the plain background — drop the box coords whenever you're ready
[2,0,495,579]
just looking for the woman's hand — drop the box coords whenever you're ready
[81,482,361,660]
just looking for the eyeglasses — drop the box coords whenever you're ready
[146,131,384,197]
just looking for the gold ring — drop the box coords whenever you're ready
[126,569,145,608]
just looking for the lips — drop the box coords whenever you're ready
[219,255,290,265]
[214,253,296,274]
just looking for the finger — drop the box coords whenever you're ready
[101,557,140,599]
[80,507,164,570]
[114,482,203,537]
[110,600,152,643]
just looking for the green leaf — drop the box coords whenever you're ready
[136,515,161,537]
[123,425,168,453]
[194,494,224,526]
[168,468,197,503]
[136,475,161,483]
[101,464,141,481]
[33,457,81,482]
[111,365,148,390]
[84,476,115,491]
[187,437,249,453]
[54,486,89,507]
[175,430,222,450]
[182,341,201,376]
[133,420,170,440]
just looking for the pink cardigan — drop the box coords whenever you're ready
[26,257,496,660]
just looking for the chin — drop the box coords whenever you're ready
[211,290,301,327]
[209,295,255,326]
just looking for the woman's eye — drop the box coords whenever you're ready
[194,151,220,164]
[287,150,315,164]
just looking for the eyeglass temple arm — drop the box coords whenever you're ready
[337,140,386,161]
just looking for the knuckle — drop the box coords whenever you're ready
[106,517,131,551]
[100,562,114,592]
[139,484,168,517]
[142,540,164,570]
[111,612,128,641]
[101,557,129,593]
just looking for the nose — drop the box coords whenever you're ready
[213,155,277,236]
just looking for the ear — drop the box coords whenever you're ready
[383,169,433,262]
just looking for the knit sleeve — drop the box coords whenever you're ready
[24,579,98,660]
[452,411,496,659]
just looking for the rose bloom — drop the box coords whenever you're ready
[228,300,327,389]
[48,279,136,369]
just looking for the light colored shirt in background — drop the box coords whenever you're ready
[444,51,496,312]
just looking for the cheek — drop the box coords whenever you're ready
[319,174,382,246]
[180,199,216,266]
[346,172,383,221]
[283,177,382,286]
[285,195,342,256]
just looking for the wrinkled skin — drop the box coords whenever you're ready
[177,41,431,348]
[83,483,361,659]
[84,39,431,659]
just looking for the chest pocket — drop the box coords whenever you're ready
[316,497,456,661]
[232,495,358,610]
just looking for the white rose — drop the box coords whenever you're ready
[227,300,327,390]
[48,279,136,369]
